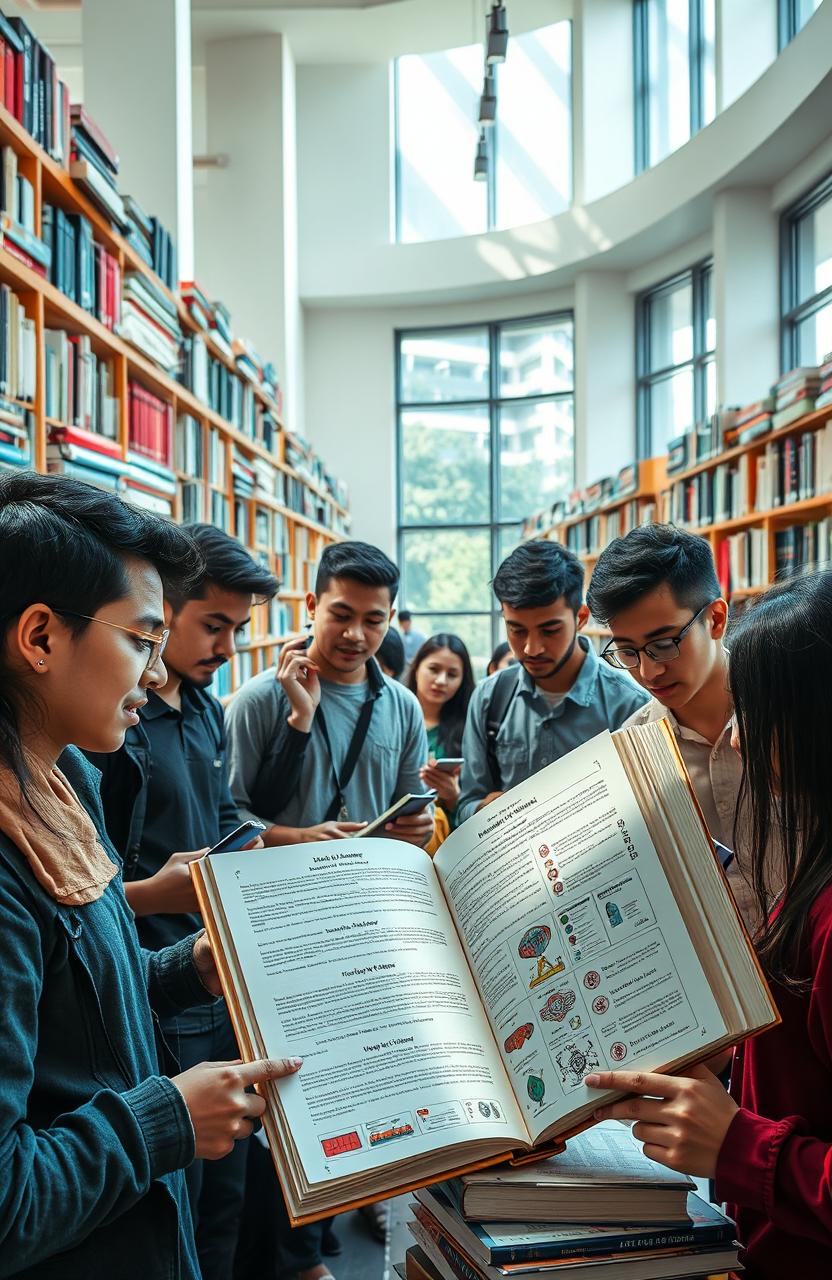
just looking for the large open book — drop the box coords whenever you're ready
[191,722,778,1224]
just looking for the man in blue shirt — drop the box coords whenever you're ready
[457,540,649,825]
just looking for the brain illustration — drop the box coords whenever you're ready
[504,1023,534,1053]
[540,990,577,1022]
[518,925,552,958]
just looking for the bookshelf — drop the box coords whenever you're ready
[0,96,350,699]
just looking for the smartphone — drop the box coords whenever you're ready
[433,757,464,772]
[356,791,437,839]
[207,820,267,856]
[713,840,734,870]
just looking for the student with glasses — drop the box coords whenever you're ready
[587,523,755,926]
[0,472,301,1280]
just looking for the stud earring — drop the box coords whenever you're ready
[36,659,45,667]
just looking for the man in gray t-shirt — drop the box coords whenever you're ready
[226,541,431,850]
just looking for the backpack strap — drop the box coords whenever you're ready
[484,665,521,792]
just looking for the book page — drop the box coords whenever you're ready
[203,840,528,1187]
[433,732,727,1143]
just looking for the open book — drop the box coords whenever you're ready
[191,722,778,1224]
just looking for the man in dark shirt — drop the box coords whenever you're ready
[87,524,278,1280]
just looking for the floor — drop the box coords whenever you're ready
[325,1195,411,1280]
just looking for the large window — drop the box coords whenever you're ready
[636,261,716,457]
[633,0,716,172]
[779,0,823,48]
[781,174,832,368]
[395,22,571,243]
[397,315,575,670]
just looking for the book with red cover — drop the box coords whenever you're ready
[48,424,122,459]
[69,104,120,172]
[1,238,46,277]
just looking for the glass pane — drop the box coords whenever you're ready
[496,22,571,229]
[401,407,490,525]
[396,43,486,243]
[647,0,691,166]
[702,267,716,352]
[648,280,693,370]
[399,329,489,403]
[796,301,832,366]
[796,0,824,34]
[795,197,832,305]
[704,357,717,418]
[406,612,494,680]
[498,524,524,565]
[402,529,492,614]
[702,0,716,126]
[649,367,694,453]
[499,398,574,521]
[499,316,574,397]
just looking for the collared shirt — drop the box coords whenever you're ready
[457,638,650,826]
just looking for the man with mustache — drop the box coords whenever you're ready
[85,522,278,1280]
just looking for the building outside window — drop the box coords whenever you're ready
[636,261,716,457]
[778,0,823,48]
[633,0,716,172]
[395,22,571,243]
[397,315,574,670]
[781,173,832,368]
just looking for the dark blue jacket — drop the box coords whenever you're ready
[0,748,210,1279]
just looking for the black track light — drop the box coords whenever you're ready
[479,67,497,127]
[486,3,509,65]
[474,130,488,181]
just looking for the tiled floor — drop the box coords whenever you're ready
[319,1196,410,1280]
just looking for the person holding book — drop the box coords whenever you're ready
[83,522,280,1280]
[457,540,649,825]
[0,471,301,1279]
[586,569,832,1280]
[586,523,755,925]
[406,633,475,835]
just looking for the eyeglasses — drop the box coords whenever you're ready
[55,610,170,672]
[601,601,714,671]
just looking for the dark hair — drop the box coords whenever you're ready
[487,640,515,676]
[729,571,832,988]
[376,627,406,679]
[168,522,278,611]
[315,540,399,602]
[492,540,583,612]
[398,610,412,623]
[0,472,202,793]
[587,524,720,624]
[407,633,475,756]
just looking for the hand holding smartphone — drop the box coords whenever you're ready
[356,791,437,839]
[432,757,464,773]
[206,820,267,856]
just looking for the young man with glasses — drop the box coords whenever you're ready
[83,524,279,1280]
[587,523,755,926]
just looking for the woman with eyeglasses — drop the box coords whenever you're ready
[585,568,832,1279]
[0,472,301,1279]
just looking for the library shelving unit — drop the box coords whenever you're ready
[659,402,832,603]
[0,100,350,698]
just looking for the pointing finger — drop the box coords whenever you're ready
[583,1069,681,1097]
[235,1056,303,1086]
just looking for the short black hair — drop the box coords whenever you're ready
[398,610,412,623]
[376,627,406,679]
[172,523,279,611]
[586,524,720,624]
[315,540,399,602]
[492,540,584,612]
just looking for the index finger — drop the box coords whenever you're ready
[583,1069,682,1097]
[236,1056,303,1086]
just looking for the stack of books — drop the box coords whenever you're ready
[46,425,126,494]
[69,105,127,231]
[772,366,821,431]
[723,397,774,448]
[816,351,832,410]
[180,280,213,333]
[0,11,71,165]
[0,394,32,469]
[44,331,118,438]
[401,1124,739,1280]
[121,270,182,374]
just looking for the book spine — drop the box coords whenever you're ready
[487,1220,734,1264]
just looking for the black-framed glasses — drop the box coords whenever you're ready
[55,610,169,672]
[601,601,714,671]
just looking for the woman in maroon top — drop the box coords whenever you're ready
[584,571,832,1279]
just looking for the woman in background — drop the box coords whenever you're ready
[407,634,475,834]
[486,640,516,676]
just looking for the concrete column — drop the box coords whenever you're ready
[83,0,194,279]
[573,271,636,485]
[194,35,300,430]
[572,0,635,206]
[716,0,777,112]
[712,190,779,407]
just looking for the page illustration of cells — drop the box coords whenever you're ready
[511,919,566,992]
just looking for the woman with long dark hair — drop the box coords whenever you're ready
[585,570,832,1278]
[0,472,300,1279]
[407,633,475,829]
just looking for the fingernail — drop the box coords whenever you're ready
[584,1074,600,1086]
[290,1057,303,1068]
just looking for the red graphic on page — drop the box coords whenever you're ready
[583,970,601,989]
[611,1042,628,1061]
[592,995,610,1015]
[321,1131,362,1157]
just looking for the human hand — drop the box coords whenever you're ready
[242,835,265,850]
[191,929,223,996]
[385,809,434,848]
[420,761,461,809]
[584,1064,738,1178]
[300,821,368,842]
[277,636,320,733]
[125,848,210,916]
[172,1056,302,1160]
[476,791,503,812]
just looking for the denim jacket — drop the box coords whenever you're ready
[0,748,211,1279]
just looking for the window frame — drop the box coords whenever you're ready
[635,258,715,458]
[780,170,832,373]
[396,311,575,654]
[778,0,821,49]
[633,0,714,174]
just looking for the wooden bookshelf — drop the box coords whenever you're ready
[0,99,350,698]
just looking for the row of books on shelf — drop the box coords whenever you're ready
[181,282,280,404]
[285,432,349,511]
[44,330,118,439]
[522,463,639,538]
[564,500,657,558]
[0,10,71,166]
[716,519,832,596]
[0,279,35,402]
[0,394,31,469]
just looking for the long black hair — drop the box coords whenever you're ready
[729,570,832,987]
[407,633,475,757]
[0,471,202,792]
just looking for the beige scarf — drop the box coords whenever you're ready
[0,755,117,905]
